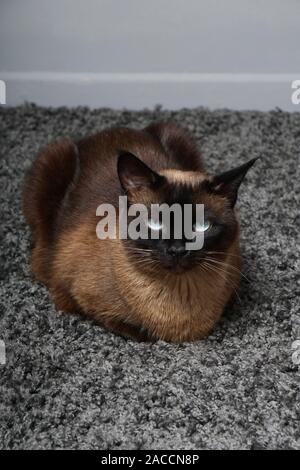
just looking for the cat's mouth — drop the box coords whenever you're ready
[158,251,195,273]
[128,245,208,274]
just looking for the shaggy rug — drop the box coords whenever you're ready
[0,105,299,450]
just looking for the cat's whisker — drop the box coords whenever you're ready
[125,247,153,253]
[204,260,243,285]
[203,260,241,297]
[205,250,242,259]
[204,256,250,283]
[202,261,234,284]
[202,261,242,304]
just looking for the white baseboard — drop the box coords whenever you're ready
[1,72,300,111]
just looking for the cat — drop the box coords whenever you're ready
[22,122,257,342]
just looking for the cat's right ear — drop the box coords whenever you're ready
[117,151,164,193]
[210,158,258,207]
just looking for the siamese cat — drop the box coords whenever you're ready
[23,122,257,342]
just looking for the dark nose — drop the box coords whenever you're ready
[167,245,188,257]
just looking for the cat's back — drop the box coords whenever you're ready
[23,121,203,245]
[74,122,203,206]
[77,122,203,177]
[72,126,164,211]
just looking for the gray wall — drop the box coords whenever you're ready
[1,0,300,110]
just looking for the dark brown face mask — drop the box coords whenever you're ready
[118,151,258,273]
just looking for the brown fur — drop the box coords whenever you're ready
[23,122,243,342]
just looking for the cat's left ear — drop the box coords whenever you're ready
[117,151,164,193]
[210,157,259,207]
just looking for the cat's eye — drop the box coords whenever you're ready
[194,220,211,233]
[147,218,163,231]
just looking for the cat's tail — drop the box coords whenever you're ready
[22,139,79,244]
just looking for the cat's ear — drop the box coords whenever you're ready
[117,151,164,192]
[210,158,258,207]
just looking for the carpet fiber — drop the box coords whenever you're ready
[0,105,299,450]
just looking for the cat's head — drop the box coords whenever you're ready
[117,151,257,273]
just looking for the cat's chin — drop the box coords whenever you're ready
[166,265,192,275]
[159,260,195,274]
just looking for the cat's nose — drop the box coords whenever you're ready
[167,245,188,257]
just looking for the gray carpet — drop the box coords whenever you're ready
[0,104,299,450]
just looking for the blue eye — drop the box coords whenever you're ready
[148,219,163,231]
[194,220,211,233]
